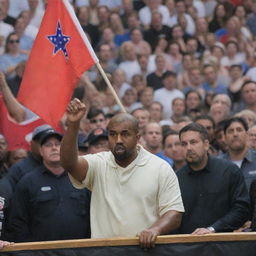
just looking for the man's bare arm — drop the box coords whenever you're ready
[138,210,182,249]
[60,98,89,182]
[0,72,26,122]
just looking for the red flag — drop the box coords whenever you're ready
[0,95,45,151]
[18,0,98,128]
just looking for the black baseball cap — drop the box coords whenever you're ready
[86,128,108,146]
[32,124,52,141]
[40,129,63,145]
[78,133,88,150]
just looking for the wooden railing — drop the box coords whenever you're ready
[2,233,256,252]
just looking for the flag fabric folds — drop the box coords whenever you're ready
[18,0,98,128]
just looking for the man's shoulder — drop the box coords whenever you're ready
[154,88,166,95]
[209,156,242,175]
[141,148,174,172]
[177,156,240,175]
[83,151,112,163]
[16,164,45,186]
[7,154,41,178]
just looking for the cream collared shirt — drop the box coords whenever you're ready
[69,146,184,238]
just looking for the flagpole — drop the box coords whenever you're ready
[96,62,127,113]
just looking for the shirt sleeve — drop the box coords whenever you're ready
[8,178,32,242]
[158,163,185,216]
[211,166,250,232]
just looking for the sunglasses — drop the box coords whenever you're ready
[9,39,20,44]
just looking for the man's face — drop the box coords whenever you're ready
[164,134,184,162]
[190,69,202,85]
[99,45,111,61]
[172,99,185,116]
[155,56,166,70]
[225,121,247,152]
[149,103,162,121]
[108,121,140,161]
[248,126,256,150]
[195,119,214,142]
[163,75,176,90]
[143,123,162,149]
[132,110,149,130]
[40,137,61,164]
[176,1,185,13]
[140,91,153,108]
[186,92,201,109]
[212,95,230,109]
[89,138,109,154]
[8,148,27,166]
[186,39,197,54]
[215,129,228,152]
[180,131,209,166]
[242,83,256,105]
[230,66,242,80]
[204,66,216,84]
[89,113,107,130]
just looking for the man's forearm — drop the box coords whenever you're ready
[149,210,182,235]
[60,122,81,179]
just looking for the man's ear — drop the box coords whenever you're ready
[204,139,210,152]
[39,146,43,157]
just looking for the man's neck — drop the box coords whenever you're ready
[228,147,248,161]
[174,160,185,170]
[145,145,161,155]
[247,104,256,112]
[189,154,208,171]
[44,161,64,176]
[115,148,138,168]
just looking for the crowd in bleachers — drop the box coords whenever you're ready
[1,0,256,246]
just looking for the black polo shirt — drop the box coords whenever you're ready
[177,156,250,233]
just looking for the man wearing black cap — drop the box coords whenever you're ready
[154,70,184,120]
[77,133,89,155]
[8,129,91,242]
[0,124,52,240]
[86,128,109,154]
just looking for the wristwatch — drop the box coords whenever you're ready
[207,226,216,233]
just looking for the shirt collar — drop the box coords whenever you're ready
[223,148,254,162]
[187,155,211,175]
[244,149,255,162]
[40,165,66,177]
[108,145,149,168]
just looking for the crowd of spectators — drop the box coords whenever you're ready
[1,0,256,247]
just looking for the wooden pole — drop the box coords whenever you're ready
[96,62,126,113]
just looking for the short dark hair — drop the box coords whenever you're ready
[87,108,105,120]
[185,89,202,101]
[163,130,179,146]
[223,117,248,134]
[179,122,209,141]
[162,70,177,80]
[194,115,215,129]
[215,119,229,134]
[230,64,242,70]
[241,80,256,91]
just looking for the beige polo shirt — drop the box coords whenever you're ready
[69,146,184,238]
